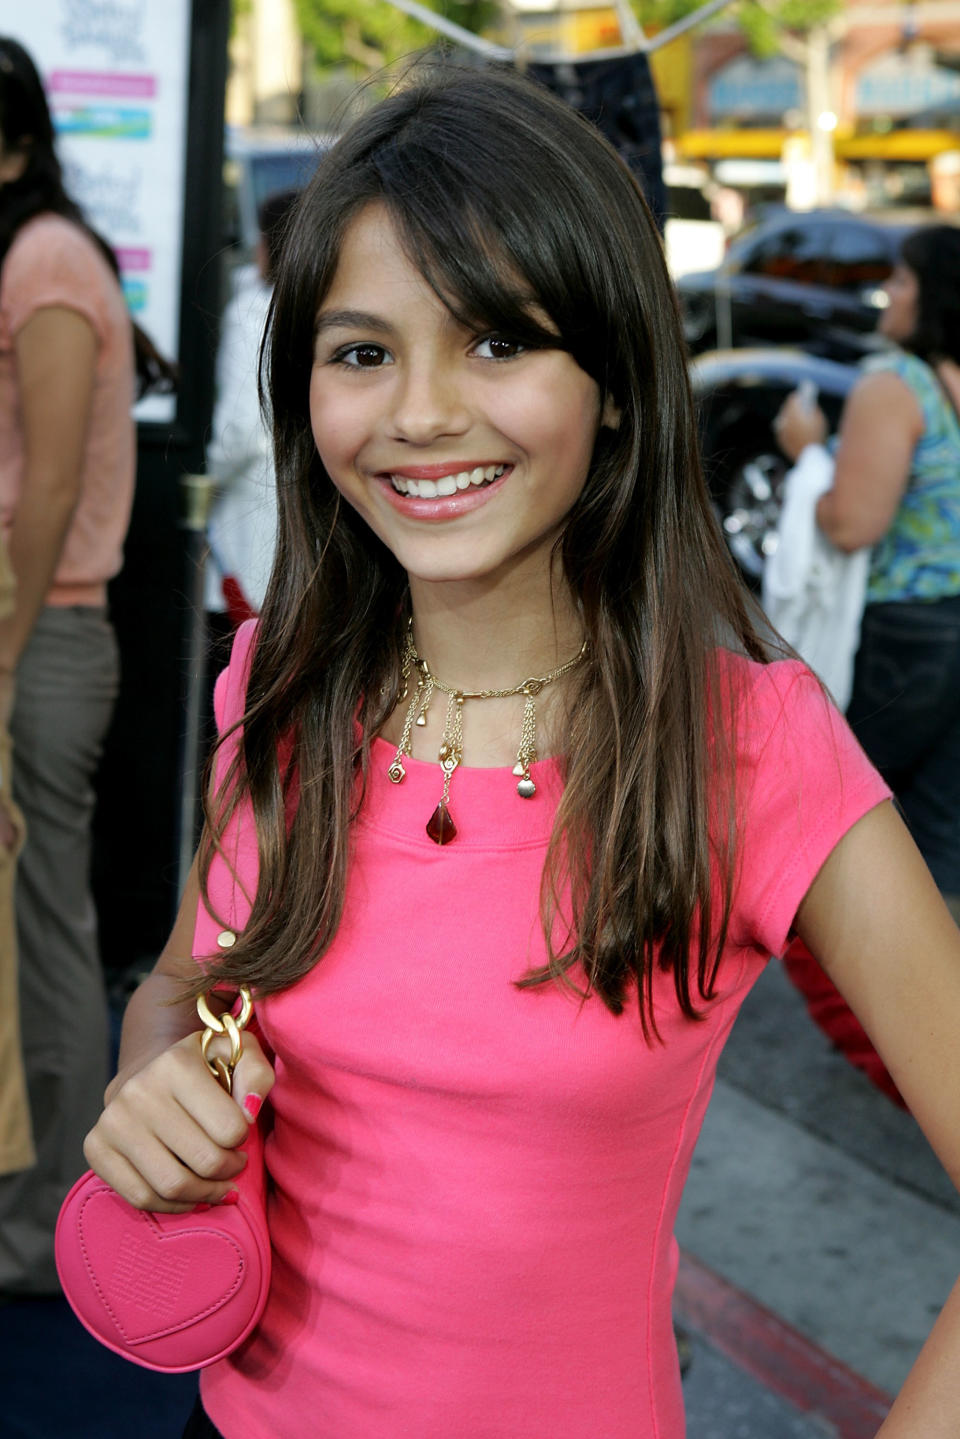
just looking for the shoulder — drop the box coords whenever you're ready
[717,651,823,732]
[213,620,259,734]
[859,350,933,407]
[718,651,881,812]
[4,214,107,284]
[1,215,119,339]
[840,356,925,435]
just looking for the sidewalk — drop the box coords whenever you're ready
[676,1251,891,1439]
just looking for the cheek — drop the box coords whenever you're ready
[501,380,600,471]
[309,376,358,474]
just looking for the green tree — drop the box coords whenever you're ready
[293,0,499,73]
[633,0,842,53]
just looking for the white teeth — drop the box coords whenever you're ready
[389,463,507,497]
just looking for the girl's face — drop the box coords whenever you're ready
[879,263,919,344]
[309,203,615,591]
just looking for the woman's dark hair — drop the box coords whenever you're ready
[198,64,770,1028]
[0,35,176,397]
[256,187,301,285]
[899,224,960,366]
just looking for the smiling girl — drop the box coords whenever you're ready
[85,69,960,1438]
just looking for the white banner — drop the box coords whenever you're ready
[10,1,192,423]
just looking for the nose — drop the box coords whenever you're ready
[387,356,470,445]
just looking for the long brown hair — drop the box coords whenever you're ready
[197,64,771,1030]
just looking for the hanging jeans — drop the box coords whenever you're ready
[846,592,960,903]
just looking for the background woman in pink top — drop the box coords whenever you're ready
[87,69,960,1437]
[0,37,170,1295]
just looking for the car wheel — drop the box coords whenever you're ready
[715,449,787,585]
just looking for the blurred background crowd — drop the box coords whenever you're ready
[0,0,959,1433]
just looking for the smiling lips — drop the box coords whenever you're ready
[387,463,507,499]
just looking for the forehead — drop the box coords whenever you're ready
[321,203,435,307]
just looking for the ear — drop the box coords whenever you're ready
[600,394,621,430]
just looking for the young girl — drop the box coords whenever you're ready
[85,68,960,1438]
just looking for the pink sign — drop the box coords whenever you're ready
[116,248,152,272]
[49,71,157,100]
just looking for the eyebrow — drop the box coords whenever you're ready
[314,308,394,337]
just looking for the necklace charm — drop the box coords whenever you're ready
[388,620,587,843]
[425,692,464,843]
[426,801,457,844]
[514,684,538,797]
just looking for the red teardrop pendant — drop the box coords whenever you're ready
[426,801,457,845]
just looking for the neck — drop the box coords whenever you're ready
[407,571,583,693]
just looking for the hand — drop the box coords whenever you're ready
[0,796,21,856]
[84,1027,275,1212]
[774,389,828,462]
[0,670,14,732]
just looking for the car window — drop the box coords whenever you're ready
[824,225,895,290]
[741,223,835,286]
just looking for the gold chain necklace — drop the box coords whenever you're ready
[387,624,587,845]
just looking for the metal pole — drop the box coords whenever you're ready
[177,472,216,896]
[645,0,736,52]
[380,0,738,63]
[379,0,513,57]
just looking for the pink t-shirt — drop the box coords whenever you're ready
[0,214,135,606]
[201,624,890,1439]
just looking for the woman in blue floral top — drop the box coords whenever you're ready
[779,224,960,915]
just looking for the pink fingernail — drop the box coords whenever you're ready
[243,1093,263,1120]
[192,1202,212,1213]
[218,1190,240,1206]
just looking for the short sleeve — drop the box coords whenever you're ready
[1,219,107,342]
[729,659,891,957]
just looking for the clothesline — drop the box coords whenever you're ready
[380,0,735,63]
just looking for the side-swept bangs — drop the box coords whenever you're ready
[267,63,683,467]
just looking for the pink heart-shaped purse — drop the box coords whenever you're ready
[54,988,271,1373]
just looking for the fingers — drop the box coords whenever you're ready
[83,1123,245,1213]
[84,1031,274,1212]
[0,797,21,855]
[228,1031,276,1124]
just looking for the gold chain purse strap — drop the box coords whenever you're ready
[196,985,254,1095]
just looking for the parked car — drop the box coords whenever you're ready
[691,347,858,585]
[676,209,919,364]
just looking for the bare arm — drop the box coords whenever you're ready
[814,371,923,553]
[0,307,97,677]
[794,802,960,1434]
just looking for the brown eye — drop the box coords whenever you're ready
[339,344,389,368]
[475,335,525,360]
